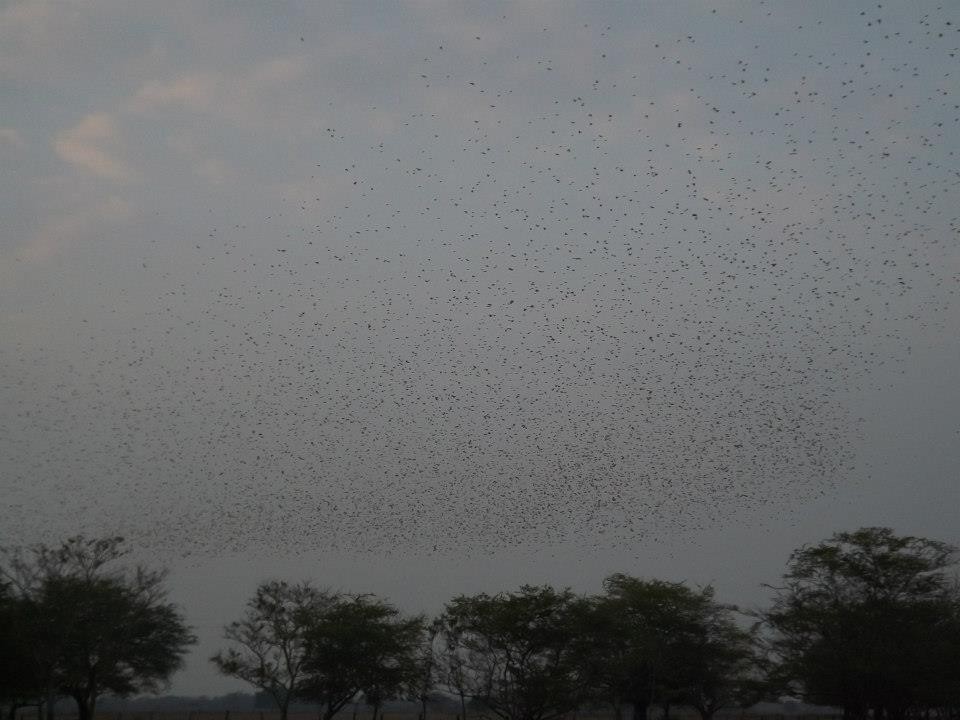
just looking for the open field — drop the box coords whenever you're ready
[23,712,842,720]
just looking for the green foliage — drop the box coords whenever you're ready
[213,586,426,720]
[589,575,759,720]
[437,585,592,720]
[211,581,335,720]
[0,581,45,716]
[763,527,960,720]
[11,528,959,720]
[672,606,763,719]
[298,593,426,720]
[407,617,440,720]
[0,537,196,720]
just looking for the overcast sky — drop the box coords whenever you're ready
[2,0,959,696]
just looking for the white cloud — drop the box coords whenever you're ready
[53,112,133,181]
[166,131,235,185]
[0,126,26,148]
[128,56,308,130]
[131,72,219,113]
[0,0,57,35]
[16,194,134,264]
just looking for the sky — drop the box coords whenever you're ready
[2,0,959,696]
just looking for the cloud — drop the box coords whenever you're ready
[54,112,133,181]
[166,131,235,185]
[0,127,26,148]
[128,56,308,130]
[131,73,218,113]
[0,0,58,38]
[14,194,134,265]
[0,0,102,84]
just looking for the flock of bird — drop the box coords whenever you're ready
[3,4,958,558]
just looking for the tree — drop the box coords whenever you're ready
[762,527,960,720]
[0,582,45,720]
[588,575,734,720]
[353,601,425,720]
[437,585,591,720]
[0,536,196,720]
[408,619,440,720]
[299,594,425,720]
[211,581,335,720]
[433,614,472,720]
[672,608,763,720]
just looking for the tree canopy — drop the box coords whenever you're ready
[763,527,960,720]
[0,580,45,720]
[214,587,426,720]
[0,537,196,720]
[211,580,335,720]
[589,574,759,720]
[437,585,592,720]
[6,528,960,720]
[299,594,426,720]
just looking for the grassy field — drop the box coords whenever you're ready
[72,711,840,720]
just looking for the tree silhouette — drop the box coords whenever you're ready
[438,585,591,720]
[299,594,425,720]
[0,537,195,720]
[763,527,960,720]
[212,581,335,720]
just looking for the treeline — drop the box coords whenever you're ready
[93,691,459,713]
[2,529,960,720]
